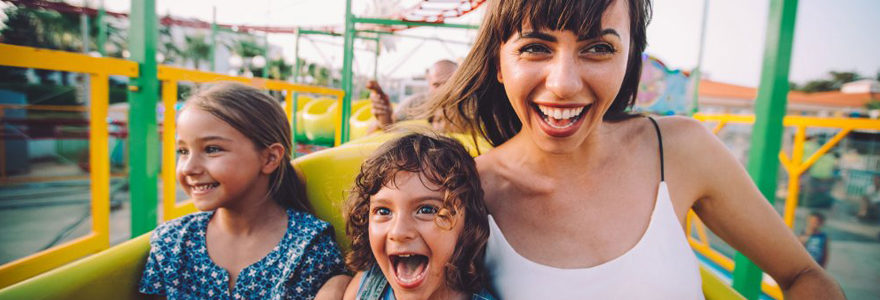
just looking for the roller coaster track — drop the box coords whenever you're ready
[3,0,486,34]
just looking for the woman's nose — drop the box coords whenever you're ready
[545,55,584,99]
[388,215,417,242]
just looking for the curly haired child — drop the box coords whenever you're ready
[342,133,496,300]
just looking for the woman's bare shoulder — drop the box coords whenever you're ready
[653,116,720,157]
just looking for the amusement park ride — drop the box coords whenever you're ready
[0,0,877,299]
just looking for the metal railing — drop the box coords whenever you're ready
[691,113,880,299]
[0,43,138,288]
[0,43,346,288]
[155,66,345,221]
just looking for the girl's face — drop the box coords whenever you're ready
[369,171,465,299]
[176,107,271,211]
[496,0,631,153]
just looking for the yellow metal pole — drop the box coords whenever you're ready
[162,81,178,221]
[334,94,343,146]
[783,126,807,227]
[798,128,851,174]
[90,74,111,246]
[712,121,726,135]
[285,90,294,124]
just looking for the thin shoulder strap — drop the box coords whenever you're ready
[646,116,665,182]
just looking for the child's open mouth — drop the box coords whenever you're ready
[190,182,219,194]
[390,253,429,288]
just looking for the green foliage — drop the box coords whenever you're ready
[268,58,292,80]
[183,34,211,70]
[866,100,880,111]
[792,71,862,93]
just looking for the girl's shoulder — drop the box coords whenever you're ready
[149,211,212,246]
[288,209,332,233]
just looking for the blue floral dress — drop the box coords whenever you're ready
[139,209,346,300]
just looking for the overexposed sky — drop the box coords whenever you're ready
[55,0,880,87]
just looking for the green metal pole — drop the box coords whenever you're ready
[128,0,160,236]
[291,28,301,157]
[733,0,798,298]
[97,0,106,56]
[294,28,301,83]
[339,0,354,144]
[210,6,217,72]
[373,39,380,80]
[690,0,709,115]
[263,32,269,78]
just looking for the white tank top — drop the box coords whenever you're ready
[484,117,704,299]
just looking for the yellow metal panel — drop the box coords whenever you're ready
[161,81,179,222]
[166,201,197,220]
[90,74,111,245]
[700,266,747,300]
[0,233,102,289]
[0,43,138,76]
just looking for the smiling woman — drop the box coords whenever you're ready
[429,0,845,299]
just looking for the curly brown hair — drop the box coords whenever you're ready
[345,132,490,293]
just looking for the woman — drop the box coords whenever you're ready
[429,0,844,298]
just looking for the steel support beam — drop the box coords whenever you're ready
[127,0,160,236]
[339,0,354,144]
[733,0,799,298]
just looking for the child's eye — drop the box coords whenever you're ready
[373,207,391,216]
[416,205,438,215]
[205,145,222,153]
[176,148,189,155]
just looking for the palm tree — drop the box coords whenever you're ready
[183,34,211,70]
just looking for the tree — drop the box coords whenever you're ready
[183,34,211,70]
[792,71,862,93]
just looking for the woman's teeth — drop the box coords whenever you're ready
[536,104,586,128]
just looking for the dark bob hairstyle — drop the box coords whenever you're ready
[428,0,653,146]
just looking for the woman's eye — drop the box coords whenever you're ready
[519,44,550,55]
[205,145,222,153]
[176,148,188,155]
[584,43,615,55]
[417,205,438,215]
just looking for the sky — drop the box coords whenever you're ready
[42,0,880,87]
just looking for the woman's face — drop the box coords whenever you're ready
[497,0,631,153]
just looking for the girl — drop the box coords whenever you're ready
[343,133,495,300]
[139,82,346,299]
[429,0,843,299]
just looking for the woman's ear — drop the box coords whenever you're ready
[261,143,286,174]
